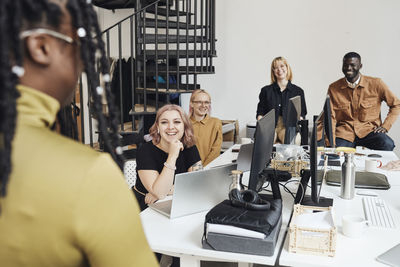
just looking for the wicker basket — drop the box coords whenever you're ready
[288,204,336,257]
[270,159,308,177]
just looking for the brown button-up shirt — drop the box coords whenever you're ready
[328,75,400,143]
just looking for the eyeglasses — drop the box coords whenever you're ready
[192,100,211,105]
[20,28,77,45]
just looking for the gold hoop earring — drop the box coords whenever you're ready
[157,128,160,134]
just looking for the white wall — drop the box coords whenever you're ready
[193,0,400,156]
[98,0,400,156]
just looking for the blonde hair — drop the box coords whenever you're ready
[149,104,195,147]
[189,89,212,117]
[270,56,293,83]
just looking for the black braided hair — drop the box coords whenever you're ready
[0,0,125,200]
[57,104,79,140]
[66,0,125,168]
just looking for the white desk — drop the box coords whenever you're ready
[279,148,400,267]
[140,145,294,267]
[140,146,400,267]
[141,207,288,267]
[352,148,400,186]
[206,145,240,169]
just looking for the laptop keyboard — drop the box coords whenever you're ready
[150,199,172,216]
[362,197,396,228]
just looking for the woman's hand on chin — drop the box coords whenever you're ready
[168,139,183,159]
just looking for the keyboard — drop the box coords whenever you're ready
[362,197,396,228]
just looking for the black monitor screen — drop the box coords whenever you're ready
[294,113,333,207]
[317,96,334,147]
[284,95,301,144]
[248,109,275,191]
[310,114,321,203]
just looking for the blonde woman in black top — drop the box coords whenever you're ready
[256,57,307,143]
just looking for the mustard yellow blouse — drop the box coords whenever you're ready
[0,85,157,267]
[190,115,222,166]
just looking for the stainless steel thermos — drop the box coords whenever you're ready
[341,153,355,199]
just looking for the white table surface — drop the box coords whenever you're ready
[140,145,294,267]
[140,182,296,266]
[279,147,400,267]
[140,145,400,267]
[141,207,287,267]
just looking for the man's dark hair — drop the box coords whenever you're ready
[0,0,125,199]
[343,52,361,61]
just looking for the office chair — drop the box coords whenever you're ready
[123,160,137,189]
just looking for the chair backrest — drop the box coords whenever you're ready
[123,160,137,189]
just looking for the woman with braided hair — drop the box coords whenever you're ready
[0,0,157,266]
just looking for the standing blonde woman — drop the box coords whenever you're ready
[256,57,307,143]
[189,89,223,166]
[135,104,202,211]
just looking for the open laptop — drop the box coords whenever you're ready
[148,163,237,219]
[376,243,400,266]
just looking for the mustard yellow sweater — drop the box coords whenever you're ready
[0,85,157,267]
[190,115,222,166]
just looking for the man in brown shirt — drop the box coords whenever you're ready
[327,52,400,151]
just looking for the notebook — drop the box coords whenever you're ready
[325,170,390,190]
[148,163,237,219]
[376,243,400,266]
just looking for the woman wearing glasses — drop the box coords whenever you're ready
[189,89,223,166]
[256,57,307,144]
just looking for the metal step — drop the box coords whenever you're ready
[137,82,200,90]
[93,0,170,10]
[137,65,215,74]
[138,49,216,59]
[139,18,205,29]
[136,87,196,94]
[146,6,193,17]
[129,104,157,115]
[138,34,207,44]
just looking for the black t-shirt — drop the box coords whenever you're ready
[134,141,201,210]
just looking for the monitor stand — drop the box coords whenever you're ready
[300,195,333,207]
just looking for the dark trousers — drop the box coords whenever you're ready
[336,131,395,151]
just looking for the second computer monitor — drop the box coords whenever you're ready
[284,95,301,144]
[317,96,334,147]
[294,113,333,207]
[248,109,275,192]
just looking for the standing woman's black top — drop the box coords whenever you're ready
[134,141,201,211]
[256,81,307,126]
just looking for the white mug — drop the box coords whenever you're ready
[241,137,252,144]
[365,159,382,172]
[342,215,368,238]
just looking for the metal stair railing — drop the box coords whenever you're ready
[80,0,215,149]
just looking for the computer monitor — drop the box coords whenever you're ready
[248,109,275,192]
[284,96,301,144]
[294,114,333,207]
[317,96,334,147]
